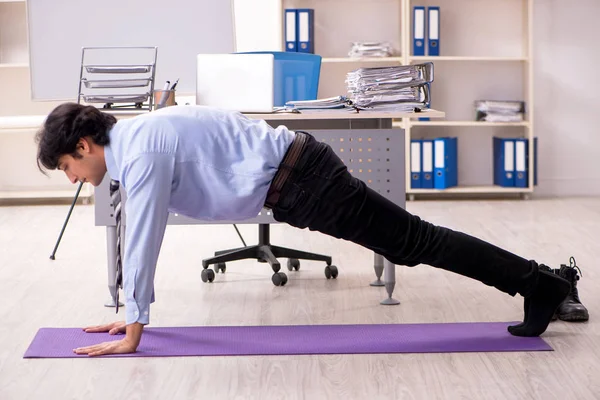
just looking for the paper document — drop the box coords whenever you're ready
[278,96,356,113]
[475,100,525,122]
[348,42,395,58]
[284,96,352,110]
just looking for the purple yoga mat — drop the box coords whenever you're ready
[23,322,551,358]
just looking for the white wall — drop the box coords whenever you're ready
[533,0,600,197]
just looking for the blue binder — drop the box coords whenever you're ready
[297,9,314,53]
[284,9,298,52]
[427,7,440,56]
[410,139,422,189]
[517,137,539,187]
[421,139,434,188]
[493,137,515,187]
[515,138,528,187]
[413,6,426,56]
[433,137,458,189]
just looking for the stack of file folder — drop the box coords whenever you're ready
[410,137,458,189]
[346,63,434,112]
[281,96,355,112]
[493,136,537,187]
[476,100,525,122]
[348,42,394,58]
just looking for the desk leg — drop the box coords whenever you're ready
[370,253,384,286]
[381,258,400,305]
[104,226,123,308]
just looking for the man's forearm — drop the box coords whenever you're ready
[125,322,144,349]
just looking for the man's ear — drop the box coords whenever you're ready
[78,137,92,154]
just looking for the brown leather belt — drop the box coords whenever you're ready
[264,131,308,209]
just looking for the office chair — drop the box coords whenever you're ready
[200,223,338,286]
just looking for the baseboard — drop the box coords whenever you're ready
[534,178,600,197]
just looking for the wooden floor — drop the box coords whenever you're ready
[0,197,598,400]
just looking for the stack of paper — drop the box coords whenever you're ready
[348,42,394,58]
[346,63,434,112]
[279,96,355,113]
[475,100,525,122]
[283,96,352,110]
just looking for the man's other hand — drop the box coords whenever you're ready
[75,321,144,356]
[73,338,137,357]
[83,320,127,335]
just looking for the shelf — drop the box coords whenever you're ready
[0,0,26,3]
[0,115,47,130]
[322,57,403,64]
[0,62,28,68]
[0,188,93,200]
[407,185,533,195]
[409,56,528,62]
[406,121,530,127]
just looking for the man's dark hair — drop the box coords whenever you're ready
[35,102,116,172]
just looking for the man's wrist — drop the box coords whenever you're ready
[125,322,144,349]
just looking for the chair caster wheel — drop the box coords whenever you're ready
[325,265,338,279]
[213,262,226,273]
[287,258,300,271]
[201,268,215,283]
[272,272,288,286]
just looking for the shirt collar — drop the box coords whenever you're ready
[104,123,120,181]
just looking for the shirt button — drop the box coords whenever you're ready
[144,311,149,315]
[134,311,139,315]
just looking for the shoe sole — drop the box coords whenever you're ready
[558,312,589,322]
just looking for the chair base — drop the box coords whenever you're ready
[201,224,336,286]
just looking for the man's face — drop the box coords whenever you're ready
[57,138,107,187]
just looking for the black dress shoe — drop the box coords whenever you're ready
[507,268,570,337]
[556,257,589,322]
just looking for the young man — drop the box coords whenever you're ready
[36,103,570,356]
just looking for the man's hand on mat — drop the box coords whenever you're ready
[74,322,144,356]
[73,337,138,356]
[83,320,127,335]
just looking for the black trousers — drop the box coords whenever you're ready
[272,132,539,298]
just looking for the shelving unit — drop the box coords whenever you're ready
[0,0,88,202]
[281,0,535,200]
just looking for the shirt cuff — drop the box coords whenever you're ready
[126,300,150,325]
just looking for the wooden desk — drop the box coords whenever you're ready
[94,108,445,311]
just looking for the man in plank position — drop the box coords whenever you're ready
[36,103,571,356]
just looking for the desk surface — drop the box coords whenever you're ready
[0,108,444,129]
[245,108,445,121]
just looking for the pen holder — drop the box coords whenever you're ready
[153,89,176,109]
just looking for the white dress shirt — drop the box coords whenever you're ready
[103,105,295,325]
